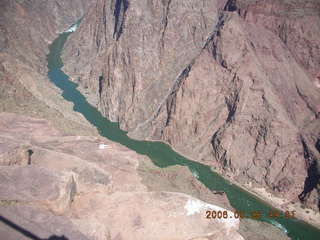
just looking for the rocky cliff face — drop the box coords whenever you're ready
[62,0,320,211]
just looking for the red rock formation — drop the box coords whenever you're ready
[62,0,320,211]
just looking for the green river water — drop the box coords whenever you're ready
[47,29,320,240]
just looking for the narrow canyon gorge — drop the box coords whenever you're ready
[0,0,320,240]
[63,0,320,221]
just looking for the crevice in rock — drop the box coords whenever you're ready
[160,0,172,51]
[207,13,229,69]
[295,84,317,119]
[112,0,129,41]
[225,73,242,123]
[203,12,227,51]
[225,92,239,122]
[278,22,288,45]
[224,0,238,12]
[301,137,312,161]
[131,71,136,106]
[69,175,77,205]
[98,75,104,98]
[101,0,108,48]
[165,63,192,126]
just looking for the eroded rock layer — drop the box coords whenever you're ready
[62,0,320,210]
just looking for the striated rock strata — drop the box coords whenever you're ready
[62,0,320,211]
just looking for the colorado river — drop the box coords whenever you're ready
[47,28,320,240]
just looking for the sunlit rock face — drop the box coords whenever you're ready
[62,0,320,210]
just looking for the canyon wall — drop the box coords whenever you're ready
[62,0,320,209]
[0,1,291,239]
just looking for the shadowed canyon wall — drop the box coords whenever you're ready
[62,0,320,209]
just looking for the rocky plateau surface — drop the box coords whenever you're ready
[62,0,320,214]
[0,112,290,240]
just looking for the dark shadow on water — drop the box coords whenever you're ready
[0,215,68,240]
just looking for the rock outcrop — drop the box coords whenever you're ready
[62,0,320,212]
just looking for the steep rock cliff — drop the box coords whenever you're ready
[62,0,320,211]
